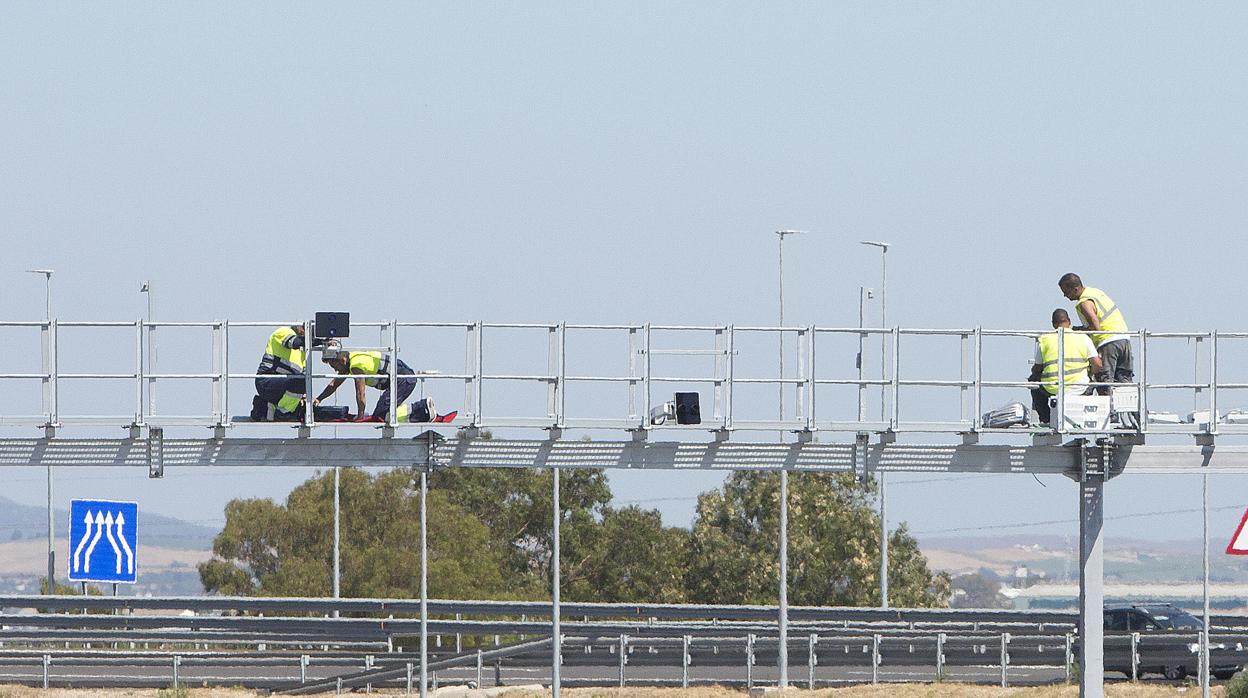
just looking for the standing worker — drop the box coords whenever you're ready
[252,323,318,420]
[1058,273,1133,384]
[314,340,439,422]
[1030,309,1103,425]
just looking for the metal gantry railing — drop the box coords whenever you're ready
[1,319,1245,437]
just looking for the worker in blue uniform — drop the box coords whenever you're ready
[252,324,317,420]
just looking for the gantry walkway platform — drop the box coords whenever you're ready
[2,318,1245,698]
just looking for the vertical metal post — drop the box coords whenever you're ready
[1138,331,1149,432]
[936,633,945,681]
[628,327,637,419]
[617,634,627,687]
[725,325,735,429]
[172,655,180,688]
[1202,471,1210,698]
[779,467,789,687]
[890,328,900,428]
[42,654,49,689]
[476,649,483,688]
[136,320,146,424]
[1079,473,1105,698]
[301,654,309,683]
[44,318,57,594]
[1209,332,1218,436]
[857,287,869,422]
[552,466,561,698]
[558,323,566,428]
[419,467,428,698]
[973,327,983,430]
[473,322,483,427]
[807,633,818,689]
[143,282,155,418]
[1129,632,1138,681]
[959,333,969,424]
[303,320,315,425]
[879,470,888,610]
[406,662,413,694]
[1058,327,1067,432]
[333,467,341,605]
[1000,632,1009,688]
[806,325,816,429]
[1064,633,1073,683]
[388,320,398,427]
[455,613,462,653]
[872,633,881,684]
[681,634,690,688]
[775,233,791,690]
[641,324,651,429]
[745,634,755,689]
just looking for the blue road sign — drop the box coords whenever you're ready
[68,499,138,584]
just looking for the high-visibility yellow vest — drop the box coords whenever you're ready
[1076,287,1128,345]
[1036,331,1093,395]
[347,351,392,388]
[258,326,306,375]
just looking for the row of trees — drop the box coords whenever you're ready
[200,464,951,607]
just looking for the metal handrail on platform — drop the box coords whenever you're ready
[0,319,1240,438]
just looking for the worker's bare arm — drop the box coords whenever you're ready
[314,376,346,405]
[1089,355,1104,376]
[1078,300,1102,332]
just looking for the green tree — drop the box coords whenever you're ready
[568,505,690,603]
[199,468,508,599]
[429,465,612,597]
[685,471,950,607]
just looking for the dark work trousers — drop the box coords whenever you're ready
[1097,339,1137,428]
[371,360,417,419]
[255,373,308,408]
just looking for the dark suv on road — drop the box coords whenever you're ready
[1104,604,1240,680]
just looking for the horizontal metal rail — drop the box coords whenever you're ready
[3,319,1245,438]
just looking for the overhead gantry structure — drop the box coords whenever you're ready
[4,318,1248,698]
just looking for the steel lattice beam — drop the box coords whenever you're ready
[2,434,1247,474]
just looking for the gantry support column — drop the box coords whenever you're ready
[1078,442,1107,698]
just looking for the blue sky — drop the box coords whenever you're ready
[3,3,1248,549]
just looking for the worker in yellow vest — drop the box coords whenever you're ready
[252,324,314,420]
[313,340,438,422]
[1058,273,1133,391]
[1029,309,1103,424]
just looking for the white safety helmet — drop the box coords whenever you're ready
[321,339,343,362]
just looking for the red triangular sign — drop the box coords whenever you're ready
[1227,508,1248,555]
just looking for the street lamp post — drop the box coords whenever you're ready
[775,230,803,688]
[860,241,890,609]
[27,269,54,594]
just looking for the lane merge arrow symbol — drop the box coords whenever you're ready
[72,510,94,573]
[116,511,134,574]
[83,511,105,573]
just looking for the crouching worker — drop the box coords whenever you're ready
[252,324,317,421]
[1029,309,1104,425]
[314,340,438,423]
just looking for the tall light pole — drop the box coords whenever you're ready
[860,241,890,608]
[27,269,54,594]
[775,230,802,689]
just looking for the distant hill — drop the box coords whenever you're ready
[0,496,216,551]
